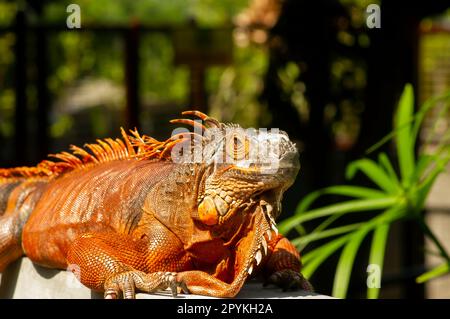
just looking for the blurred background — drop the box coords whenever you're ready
[0,0,449,298]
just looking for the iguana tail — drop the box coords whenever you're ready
[0,177,48,272]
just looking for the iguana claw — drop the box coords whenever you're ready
[263,269,314,292]
[169,276,190,297]
[104,270,190,299]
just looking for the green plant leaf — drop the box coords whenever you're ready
[422,101,450,147]
[413,154,435,183]
[366,91,450,155]
[296,191,323,215]
[291,222,364,249]
[367,222,390,299]
[301,235,350,278]
[332,228,369,298]
[395,84,415,186]
[327,186,387,199]
[346,159,399,193]
[312,214,341,234]
[279,196,401,235]
[365,129,397,155]
[416,262,450,284]
[418,218,450,263]
[414,151,450,210]
[412,91,450,143]
[331,207,402,298]
[294,224,307,236]
[296,185,387,215]
[378,153,400,186]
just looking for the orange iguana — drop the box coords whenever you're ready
[0,111,312,298]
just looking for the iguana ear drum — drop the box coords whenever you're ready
[197,196,218,226]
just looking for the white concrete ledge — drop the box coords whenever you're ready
[0,258,332,299]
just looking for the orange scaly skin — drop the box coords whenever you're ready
[0,111,312,298]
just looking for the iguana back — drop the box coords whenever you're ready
[22,160,176,268]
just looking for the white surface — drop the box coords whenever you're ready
[0,257,332,299]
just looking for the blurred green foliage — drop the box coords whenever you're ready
[0,0,254,142]
[42,0,247,27]
[0,1,17,138]
[0,1,17,25]
[209,45,269,128]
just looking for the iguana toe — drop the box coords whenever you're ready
[164,271,190,297]
[104,270,190,299]
[104,271,138,299]
[264,269,314,292]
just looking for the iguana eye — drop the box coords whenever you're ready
[233,136,242,153]
[226,133,249,161]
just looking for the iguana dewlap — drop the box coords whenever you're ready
[0,111,312,298]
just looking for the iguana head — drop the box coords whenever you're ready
[170,111,300,230]
[168,111,300,278]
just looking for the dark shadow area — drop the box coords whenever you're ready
[0,258,21,298]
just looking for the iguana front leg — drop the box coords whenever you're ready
[175,208,274,298]
[66,231,191,299]
[262,233,313,291]
[67,231,249,298]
